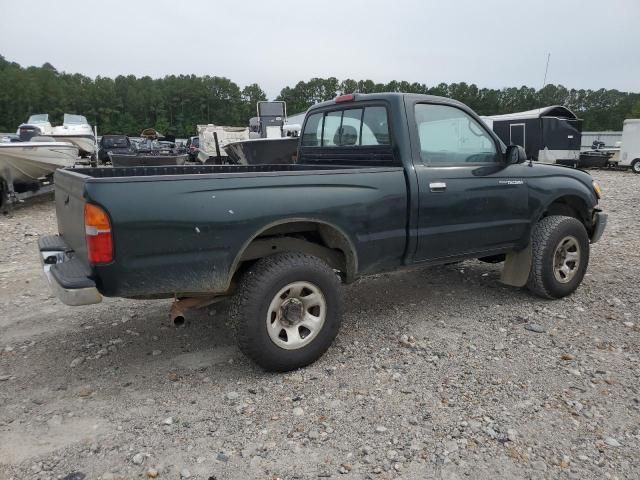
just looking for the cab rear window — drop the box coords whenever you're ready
[302,106,390,147]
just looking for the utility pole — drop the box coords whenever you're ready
[542,53,551,88]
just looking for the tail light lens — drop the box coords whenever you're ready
[84,203,113,264]
[335,94,355,103]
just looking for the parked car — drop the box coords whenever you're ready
[38,93,606,372]
[97,135,134,164]
[186,136,199,162]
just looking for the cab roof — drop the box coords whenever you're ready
[308,92,468,111]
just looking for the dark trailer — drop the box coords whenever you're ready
[484,106,582,164]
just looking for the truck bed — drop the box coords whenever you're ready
[53,164,409,298]
[68,164,364,180]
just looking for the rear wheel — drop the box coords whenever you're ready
[230,253,343,371]
[527,215,589,299]
[632,159,640,174]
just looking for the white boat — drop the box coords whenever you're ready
[0,137,79,190]
[18,113,96,157]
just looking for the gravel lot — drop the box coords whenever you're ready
[1,170,638,480]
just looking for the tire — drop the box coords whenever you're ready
[632,159,640,174]
[230,253,343,371]
[527,215,589,299]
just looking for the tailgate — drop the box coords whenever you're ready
[54,169,90,262]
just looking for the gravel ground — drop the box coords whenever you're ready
[0,170,638,480]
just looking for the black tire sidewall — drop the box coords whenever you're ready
[539,220,589,298]
[632,160,640,174]
[238,258,341,371]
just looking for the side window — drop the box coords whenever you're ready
[415,104,497,164]
[301,112,323,146]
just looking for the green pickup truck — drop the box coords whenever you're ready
[39,93,607,371]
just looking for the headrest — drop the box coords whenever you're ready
[334,125,358,146]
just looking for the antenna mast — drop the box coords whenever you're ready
[542,53,551,88]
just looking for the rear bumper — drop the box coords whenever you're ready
[590,212,607,244]
[38,235,102,306]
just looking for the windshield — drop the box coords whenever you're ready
[27,114,49,124]
[136,138,164,150]
[103,136,129,148]
[258,101,285,117]
[63,114,88,125]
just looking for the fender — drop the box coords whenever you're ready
[225,217,359,290]
[528,174,598,226]
[502,173,597,288]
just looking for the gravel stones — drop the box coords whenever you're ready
[226,391,240,401]
[76,385,93,397]
[524,323,546,333]
[1,171,639,479]
[604,437,622,447]
[69,357,85,368]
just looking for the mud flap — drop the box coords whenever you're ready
[500,245,532,287]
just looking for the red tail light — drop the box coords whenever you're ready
[335,94,355,103]
[84,203,113,264]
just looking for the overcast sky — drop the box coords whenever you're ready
[1,0,638,99]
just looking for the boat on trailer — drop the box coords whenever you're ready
[219,101,300,165]
[17,113,96,158]
[224,137,299,165]
[0,136,79,209]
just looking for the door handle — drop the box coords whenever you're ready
[429,182,447,192]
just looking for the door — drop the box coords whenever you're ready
[412,103,530,261]
[509,123,526,148]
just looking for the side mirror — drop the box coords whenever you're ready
[506,145,527,164]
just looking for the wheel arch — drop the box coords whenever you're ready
[539,194,592,229]
[228,218,359,287]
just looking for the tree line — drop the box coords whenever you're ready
[1,55,638,137]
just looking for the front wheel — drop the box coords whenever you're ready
[527,215,589,299]
[230,253,343,371]
[631,159,640,174]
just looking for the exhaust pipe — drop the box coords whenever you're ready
[169,296,223,326]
